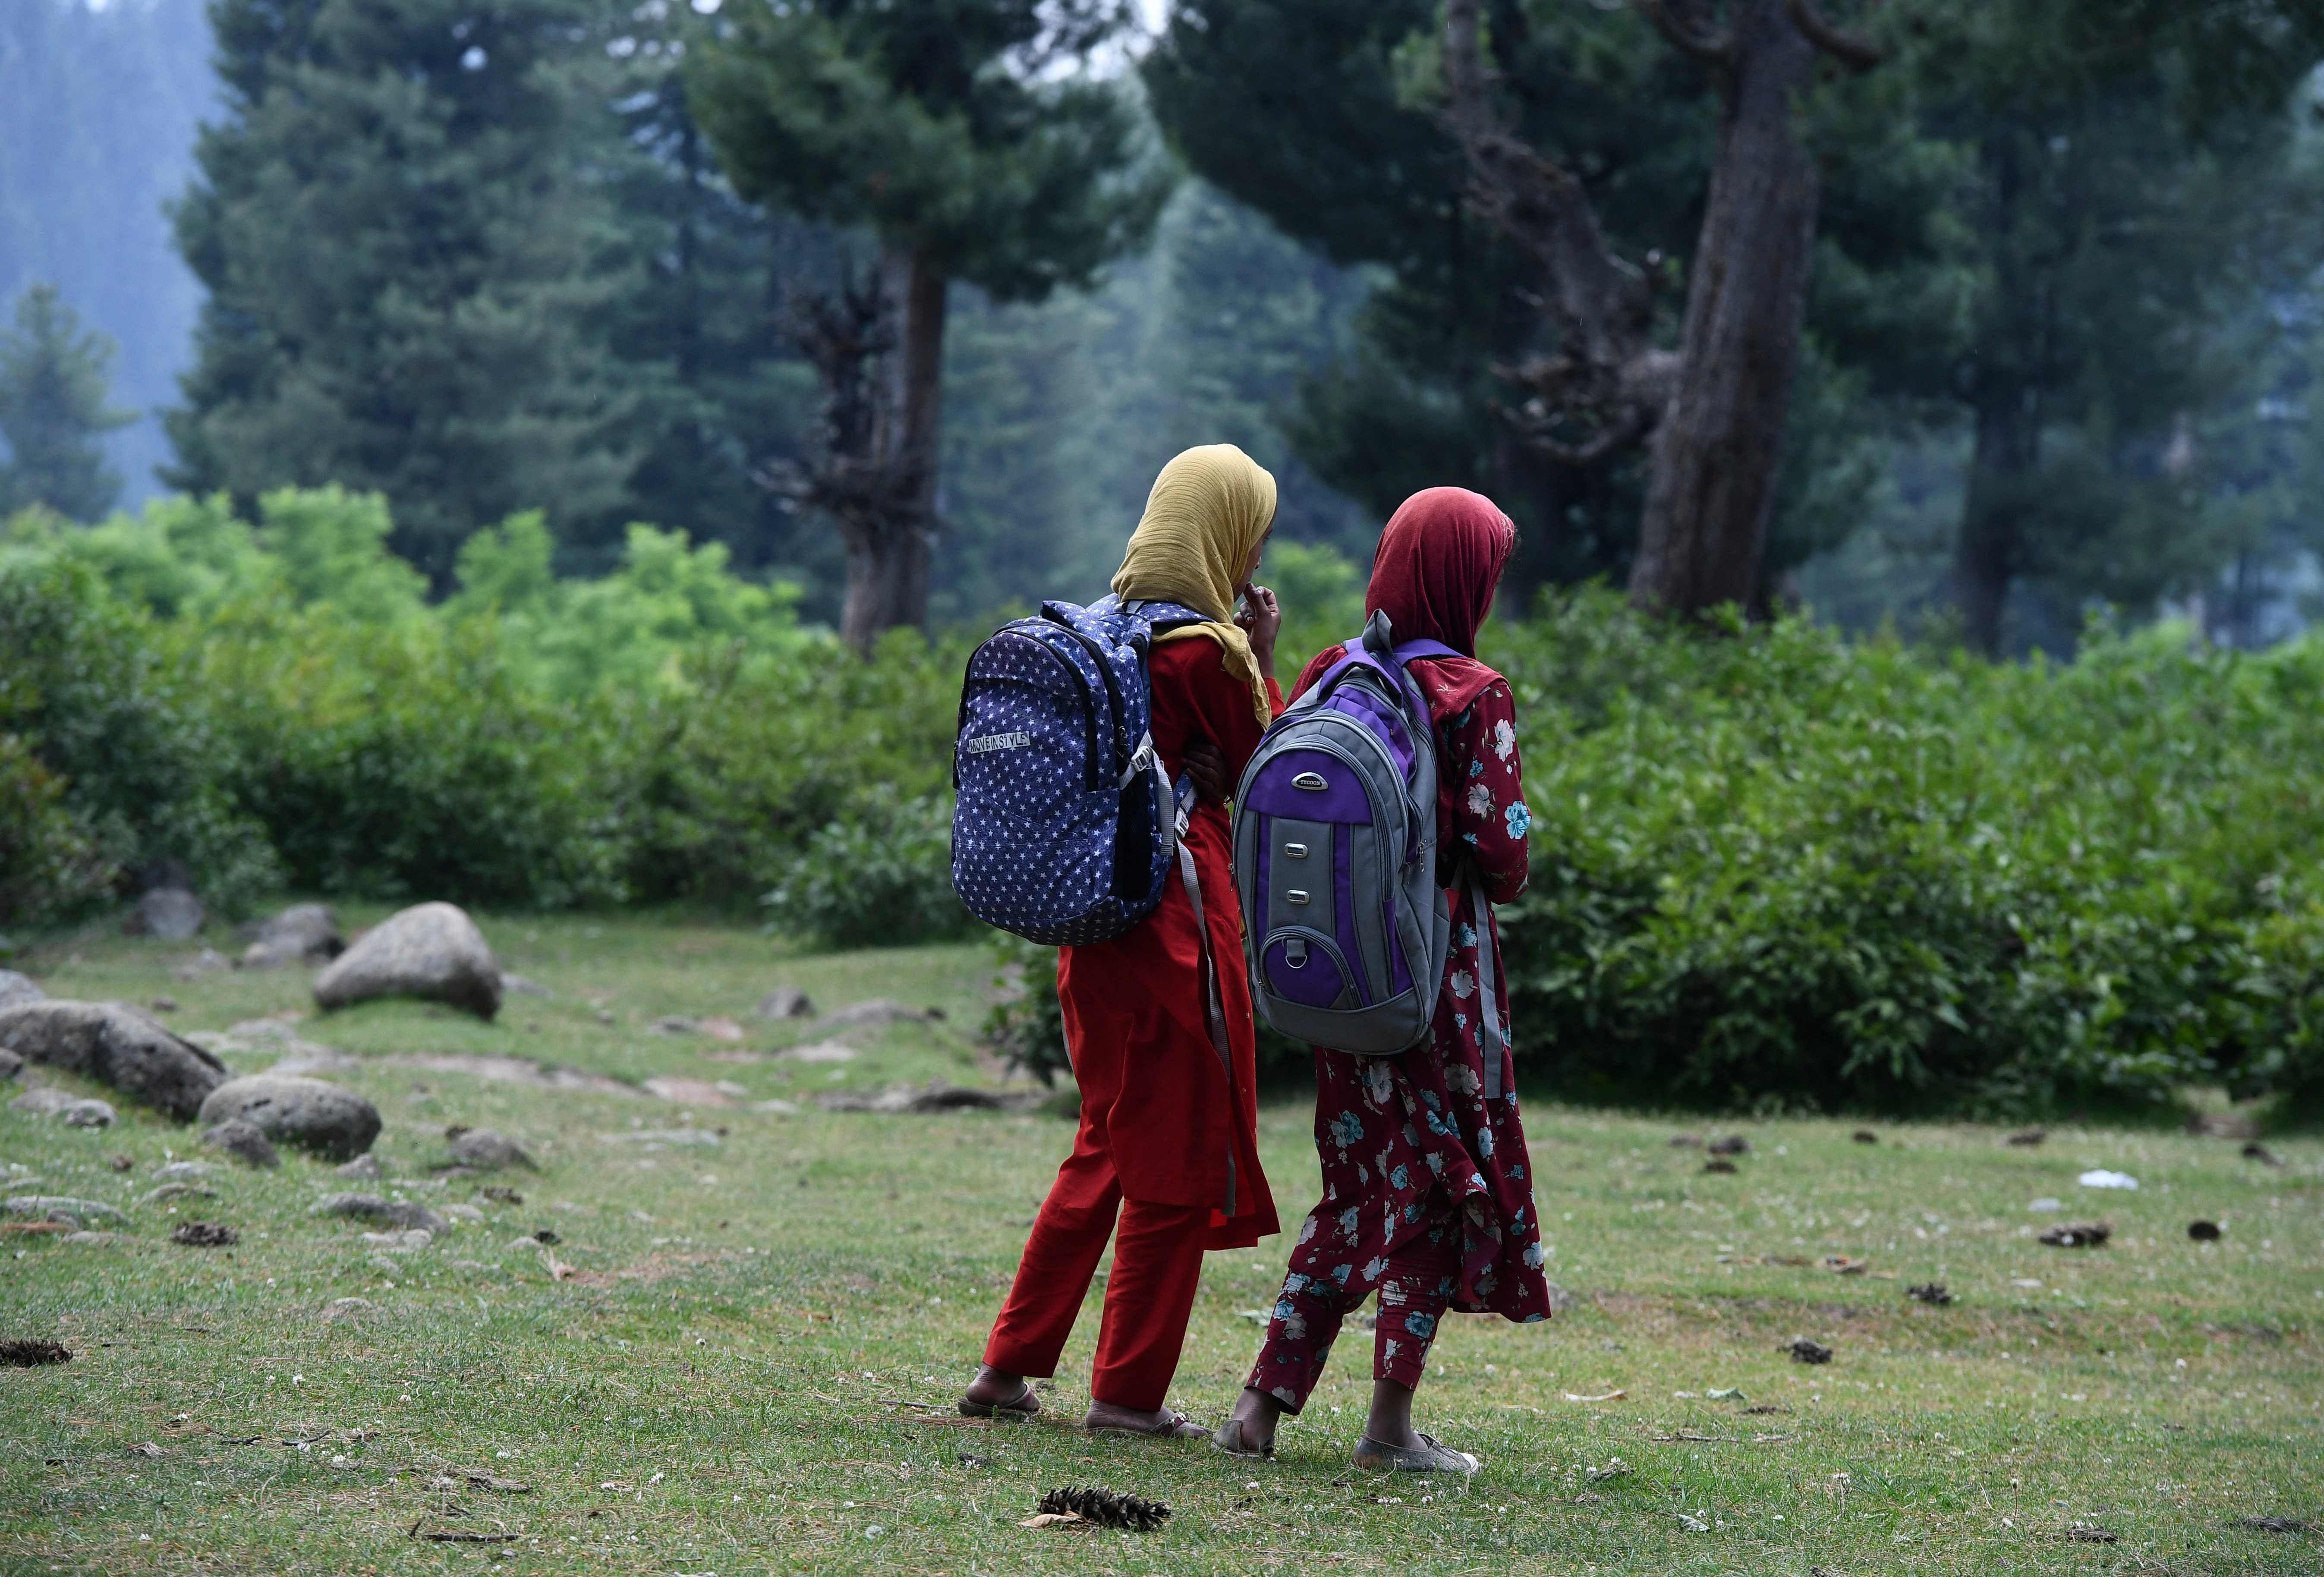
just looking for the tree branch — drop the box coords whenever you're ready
[1629,0,1732,64]
[1784,0,1884,71]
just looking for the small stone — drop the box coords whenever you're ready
[142,1182,217,1205]
[5,1195,128,1227]
[1850,1130,1877,1144]
[198,1076,382,1162]
[0,971,41,1012]
[649,1016,701,1036]
[752,1098,800,1115]
[603,1128,719,1148]
[1666,1133,1702,1148]
[335,1154,386,1182]
[61,1231,116,1245]
[699,1017,745,1042]
[441,1202,485,1223]
[154,1161,214,1182]
[360,1228,433,1251]
[236,904,343,969]
[171,948,231,981]
[202,1119,280,1168]
[313,902,501,1020]
[1784,1337,1832,1365]
[105,1153,132,1171]
[1706,1134,1750,1156]
[8,1088,117,1127]
[480,1184,523,1205]
[444,1127,533,1171]
[314,1193,446,1232]
[641,1077,731,1107]
[170,1221,238,1247]
[150,996,179,1014]
[756,987,815,1020]
[810,999,931,1032]
[500,973,552,999]
[2038,1221,2111,1248]
[2188,1220,2221,1241]
[125,888,206,941]
[782,1041,856,1064]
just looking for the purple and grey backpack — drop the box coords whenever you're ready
[950,595,1207,946]
[1232,611,1512,1098]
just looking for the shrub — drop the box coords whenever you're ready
[759,784,971,949]
[0,551,280,916]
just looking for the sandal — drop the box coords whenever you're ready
[1211,1418,1275,1458]
[1351,1432,1480,1474]
[957,1379,1039,1420]
[1087,1406,1207,1440]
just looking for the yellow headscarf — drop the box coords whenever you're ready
[1111,444,1279,727]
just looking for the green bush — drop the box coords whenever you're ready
[0,550,281,917]
[1487,590,2324,1114]
[762,784,971,949]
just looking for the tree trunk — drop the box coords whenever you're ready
[840,246,945,652]
[1627,0,1822,618]
[1952,396,2036,657]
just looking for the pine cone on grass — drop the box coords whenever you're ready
[1033,1485,1171,1531]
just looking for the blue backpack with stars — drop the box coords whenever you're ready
[950,595,1210,946]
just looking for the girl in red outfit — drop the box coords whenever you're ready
[960,444,1285,1438]
[1217,486,1550,1473]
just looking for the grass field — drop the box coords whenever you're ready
[2,907,2320,1575]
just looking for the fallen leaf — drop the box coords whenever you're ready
[1018,1512,1087,1529]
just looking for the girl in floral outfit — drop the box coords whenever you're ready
[1216,487,1549,1474]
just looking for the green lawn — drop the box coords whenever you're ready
[2,909,2319,1574]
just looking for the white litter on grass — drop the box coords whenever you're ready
[2078,1170,2138,1190]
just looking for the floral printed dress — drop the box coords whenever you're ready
[1244,652,1551,1410]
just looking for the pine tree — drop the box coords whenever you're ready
[688,0,1173,649]
[0,283,134,522]
[165,0,637,585]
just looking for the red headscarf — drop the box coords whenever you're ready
[1364,487,1515,720]
[1366,487,1515,657]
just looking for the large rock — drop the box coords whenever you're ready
[237,904,344,969]
[0,971,43,1012]
[314,903,501,1020]
[197,1076,381,1162]
[124,888,206,941]
[444,1127,533,1171]
[0,1001,227,1121]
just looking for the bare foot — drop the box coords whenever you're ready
[959,1365,1039,1419]
[1085,1399,1206,1438]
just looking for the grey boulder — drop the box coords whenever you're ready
[0,1047,19,1082]
[334,1153,386,1181]
[314,1193,446,1233]
[237,903,344,969]
[9,1088,117,1127]
[198,1076,381,1162]
[125,888,207,940]
[202,1119,280,1168]
[0,1000,227,1120]
[0,970,43,1011]
[314,903,501,1020]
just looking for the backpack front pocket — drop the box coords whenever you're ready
[1260,926,1357,1011]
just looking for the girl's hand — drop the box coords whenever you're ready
[1236,581,1281,678]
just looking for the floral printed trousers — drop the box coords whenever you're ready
[1246,1189,1463,1408]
